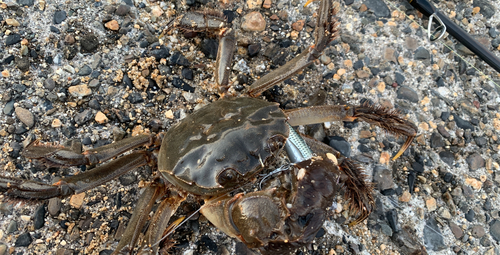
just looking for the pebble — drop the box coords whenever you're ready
[69,193,85,209]
[328,136,351,157]
[429,132,445,148]
[68,84,92,97]
[449,222,463,239]
[95,111,108,124]
[7,221,17,234]
[80,34,99,53]
[466,153,485,171]
[473,0,495,19]
[170,52,190,66]
[53,10,67,24]
[33,205,45,229]
[465,209,476,222]
[247,43,261,57]
[78,65,92,76]
[292,20,305,31]
[51,119,62,128]
[48,197,61,216]
[472,225,486,238]
[105,20,119,31]
[172,77,195,92]
[426,197,437,212]
[241,12,266,32]
[5,34,21,46]
[373,166,394,191]
[490,220,500,241]
[423,217,446,251]
[74,109,93,125]
[414,47,430,60]
[15,107,35,128]
[247,0,262,9]
[363,0,390,17]
[439,151,454,166]
[399,191,411,202]
[115,4,130,16]
[451,113,474,130]
[396,86,419,103]
[6,18,20,26]
[128,92,144,104]
[15,232,32,247]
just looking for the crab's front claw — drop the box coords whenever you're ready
[201,190,287,248]
[201,157,344,254]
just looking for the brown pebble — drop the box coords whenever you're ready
[68,84,92,97]
[105,20,119,31]
[241,12,266,32]
[65,34,75,44]
[70,193,85,209]
[262,0,271,8]
[15,107,35,128]
[292,20,305,31]
[247,0,263,9]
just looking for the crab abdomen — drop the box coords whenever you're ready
[158,97,288,195]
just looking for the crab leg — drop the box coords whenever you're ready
[215,29,236,91]
[139,191,185,254]
[247,0,339,97]
[113,179,184,255]
[285,104,417,160]
[0,151,151,199]
[22,134,158,166]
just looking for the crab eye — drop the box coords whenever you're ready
[217,168,242,187]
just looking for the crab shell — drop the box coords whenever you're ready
[157,97,289,196]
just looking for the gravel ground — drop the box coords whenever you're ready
[0,0,499,254]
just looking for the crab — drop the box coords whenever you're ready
[0,0,418,254]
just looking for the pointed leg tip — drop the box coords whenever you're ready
[392,136,415,161]
[304,0,315,7]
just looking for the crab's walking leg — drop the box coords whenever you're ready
[22,134,159,166]
[285,104,417,160]
[0,151,151,199]
[215,29,236,91]
[247,0,340,97]
[113,179,185,255]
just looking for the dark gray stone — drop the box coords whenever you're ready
[414,47,430,60]
[490,220,500,241]
[53,10,67,24]
[6,34,21,46]
[115,5,130,16]
[424,217,446,251]
[397,86,419,103]
[363,0,390,17]
[77,65,92,76]
[33,205,45,229]
[15,232,32,247]
[328,136,351,157]
[80,34,99,53]
[74,109,93,125]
